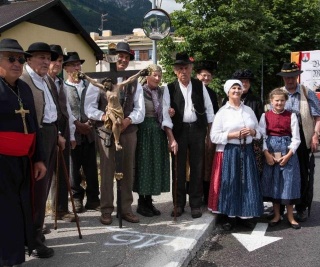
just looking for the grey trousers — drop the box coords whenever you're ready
[99,128,137,214]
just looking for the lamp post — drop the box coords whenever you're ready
[142,1,171,64]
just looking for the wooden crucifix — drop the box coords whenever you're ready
[15,102,30,134]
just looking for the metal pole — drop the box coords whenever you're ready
[152,0,157,64]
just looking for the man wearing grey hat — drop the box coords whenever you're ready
[20,42,60,258]
[162,52,214,219]
[63,51,100,213]
[0,38,47,266]
[275,62,320,223]
[85,41,145,225]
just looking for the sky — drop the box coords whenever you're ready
[149,0,183,13]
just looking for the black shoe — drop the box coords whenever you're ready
[32,245,54,258]
[288,222,301,230]
[145,198,161,216]
[222,218,236,231]
[268,219,282,227]
[295,210,308,222]
[238,218,256,229]
[85,201,101,211]
[137,204,154,217]
[171,207,184,217]
[191,208,202,218]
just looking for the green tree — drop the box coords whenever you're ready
[158,0,320,102]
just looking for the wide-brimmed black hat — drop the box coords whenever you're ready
[277,62,303,77]
[26,42,58,61]
[172,52,193,65]
[0,38,31,56]
[62,52,85,67]
[49,44,68,61]
[115,42,134,61]
[194,60,217,73]
[232,69,254,80]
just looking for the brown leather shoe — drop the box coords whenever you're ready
[51,211,76,222]
[122,212,139,223]
[100,213,112,225]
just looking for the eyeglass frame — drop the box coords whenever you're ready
[0,55,26,64]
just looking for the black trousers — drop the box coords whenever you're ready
[34,124,57,246]
[70,137,100,203]
[171,123,206,208]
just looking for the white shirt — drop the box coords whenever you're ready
[258,112,301,154]
[161,80,214,129]
[52,76,76,141]
[210,102,261,152]
[26,64,57,123]
[84,81,145,124]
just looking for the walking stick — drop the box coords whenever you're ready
[59,148,82,239]
[174,154,178,221]
[54,146,60,230]
[115,149,123,228]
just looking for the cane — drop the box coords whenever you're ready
[59,148,82,239]
[115,149,123,228]
[174,154,178,221]
[54,146,60,230]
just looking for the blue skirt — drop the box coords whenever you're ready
[218,143,263,217]
[261,136,301,204]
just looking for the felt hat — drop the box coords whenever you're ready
[0,38,31,56]
[277,62,303,77]
[232,69,254,80]
[224,79,243,95]
[49,44,68,61]
[26,42,58,61]
[172,52,194,65]
[115,42,134,60]
[62,52,85,67]
[194,60,217,73]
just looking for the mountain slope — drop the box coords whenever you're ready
[61,0,152,34]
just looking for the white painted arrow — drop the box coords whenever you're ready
[232,223,282,252]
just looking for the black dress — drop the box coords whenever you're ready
[0,78,43,266]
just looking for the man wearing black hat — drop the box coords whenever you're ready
[63,52,100,213]
[20,41,60,258]
[194,60,219,204]
[277,62,320,222]
[0,38,46,266]
[162,52,214,218]
[85,42,145,225]
[47,45,76,222]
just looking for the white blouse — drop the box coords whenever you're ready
[210,102,261,152]
[258,112,301,154]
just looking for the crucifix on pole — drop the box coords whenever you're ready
[85,44,140,228]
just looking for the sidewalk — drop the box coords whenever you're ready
[25,191,216,267]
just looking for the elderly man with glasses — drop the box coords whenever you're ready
[0,38,46,266]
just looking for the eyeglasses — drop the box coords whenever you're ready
[1,56,26,64]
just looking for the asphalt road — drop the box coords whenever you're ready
[188,152,320,267]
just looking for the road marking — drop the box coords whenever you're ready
[232,223,282,252]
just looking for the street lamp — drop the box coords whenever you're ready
[142,2,171,64]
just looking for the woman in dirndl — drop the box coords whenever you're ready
[134,64,177,217]
[208,79,263,230]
